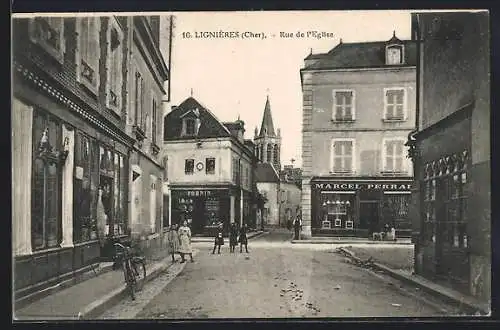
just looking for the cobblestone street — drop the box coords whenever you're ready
[99,230,460,319]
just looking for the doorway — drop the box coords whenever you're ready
[359,201,380,233]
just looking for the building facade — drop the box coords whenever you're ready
[300,34,416,238]
[279,165,303,225]
[126,16,169,246]
[255,163,280,226]
[163,97,257,235]
[11,15,169,303]
[409,12,490,303]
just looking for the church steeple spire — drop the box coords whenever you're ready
[258,95,276,137]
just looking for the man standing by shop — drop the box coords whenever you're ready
[293,215,302,240]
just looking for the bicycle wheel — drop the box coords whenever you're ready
[132,258,146,292]
[125,261,137,300]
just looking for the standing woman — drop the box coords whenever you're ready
[212,222,225,254]
[178,220,194,263]
[167,224,180,263]
[239,223,249,253]
[293,215,302,240]
[229,222,238,253]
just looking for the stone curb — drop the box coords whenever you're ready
[292,240,413,245]
[191,230,266,243]
[338,247,490,315]
[79,250,199,319]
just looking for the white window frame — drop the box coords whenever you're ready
[75,17,101,95]
[330,138,356,174]
[332,89,356,121]
[381,137,408,174]
[383,87,407,121]
[385,44,405,65]
[106,16,124,115]
[28,17,65,64]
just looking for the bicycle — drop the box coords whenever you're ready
[114,242,146,300]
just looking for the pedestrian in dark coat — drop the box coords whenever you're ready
[229,222,238,253]
[167,224,180,263]
[212,223,224,254]
[239,223,249,253]
[293,216,302,240]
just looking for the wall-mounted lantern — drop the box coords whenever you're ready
[37,128,69,165]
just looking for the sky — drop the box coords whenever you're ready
[166,10,412,168]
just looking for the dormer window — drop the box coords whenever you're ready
[386,45,403,65]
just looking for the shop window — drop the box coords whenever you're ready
[73,133,98,243]
[331,139,354,174]
[384,88,406,121]
[185,159,194,174]
[206,157,216,175]
[75,17,100,94]
[31,109,63,250]
[332,90,355,121]
[29,17,65,63]
[106,17,124,114]
[382,139,407,174]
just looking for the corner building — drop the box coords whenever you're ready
[300,33,417,238]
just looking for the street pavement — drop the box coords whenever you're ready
[98,229,462,319]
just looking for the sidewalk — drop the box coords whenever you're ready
[292,237,412,245]
[338,246,490,315]
[191,230,265,243]
[14,249,198,320]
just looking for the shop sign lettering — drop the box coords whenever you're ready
[313,183,411,191]
[182,190,212,197]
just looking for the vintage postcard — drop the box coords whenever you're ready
[11,10,490,320]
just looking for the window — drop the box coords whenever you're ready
[73,133,98,243]
[266,144,272,163]
[384,88,406,120]
[386,45,403,65]
[382,139,407,173]
[185,159,194,174]
[332,90,355,121]
[76,17,100,93]
[151,98,158,145]
[331,139,354,174]
[273,144,279,165]
[29,17,65,63]
[232,158,241,183]
[206,158,216,175]
[133,71,143,127]
[183,118,196,136]
[31,109,63,250]
[106,17,124,114]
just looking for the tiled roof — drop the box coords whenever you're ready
[163,97,232,140]
[304,38,417,70]
[255,163,280,183]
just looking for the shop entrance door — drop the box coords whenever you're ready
[359,201,379,233]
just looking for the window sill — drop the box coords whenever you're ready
[329,171,355,176]
[381,171,408,176]
[331,119,355,123]
[185,172,194,175]
[382,118,406,123]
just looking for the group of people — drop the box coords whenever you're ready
[166,220,250,262]
[167,220,194,263]
[213,222,249,254]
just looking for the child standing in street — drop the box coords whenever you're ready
[229,222,238,253]
[239,223,249,253]
[212,222,224,254]
[167,224,179,263]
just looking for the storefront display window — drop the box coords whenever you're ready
[32,109,63,250]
